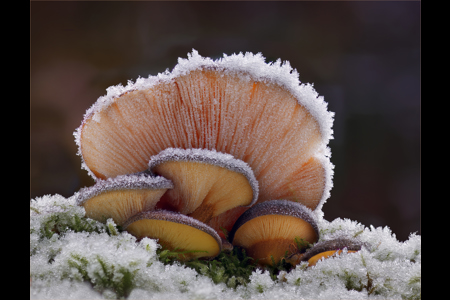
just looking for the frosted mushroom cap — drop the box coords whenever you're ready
[229,200,319,266]
[75,50,334,213]
[123,210,222,261]
[148,148,258,224]
[299,238,367,266]
[75,173,173,226]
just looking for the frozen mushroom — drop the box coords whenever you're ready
[75,50,334,215]
[123,210,222,261]
[228,200,319,266]
[287,238,367,267]
[75,173,173,226]
[148,148,258,224]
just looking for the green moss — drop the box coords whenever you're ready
[106,221,119,236]
[353,229,364,238]
[30,207,40,214]
[256,284,264,293]
[405,276,421,300]
[38,213,107,241]
[265,256,290,281]
[182,247,257,288]
[294,236,313,250]
[67,254,90,281]
[341,269,364,292]
[93,256,137,299]
[156,247,208,264]
[66,254,137,299]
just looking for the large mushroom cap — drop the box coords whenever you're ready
[75,50,334,212]
[123,210,222,261]
[148,148,258,224]
[229,200,319,266]
[75,173,173,226]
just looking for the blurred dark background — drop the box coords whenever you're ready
[30,1,420,241]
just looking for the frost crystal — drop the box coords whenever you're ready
[73,173,173,206]
[31,195,420,300]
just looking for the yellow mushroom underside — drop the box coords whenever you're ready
[233,214,318,265]
[82,189,166,226]
[81,70,324,209]
[125,219,221,260]
[307,250,358,266]
[153,161,253,223]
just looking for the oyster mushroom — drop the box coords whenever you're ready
[123,210,222,261]
[148,148,258,225]
[75,173,173,226]
[75,50,334,215]
[228,200,319,266]
[287,238,367,266]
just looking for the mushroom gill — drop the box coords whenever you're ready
[123,210,222,261]
[148,148,258,224]
[75,50,334,215]
[229,200,319,266]
[75,173,173,226]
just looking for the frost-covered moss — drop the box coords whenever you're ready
[30,194,420,299]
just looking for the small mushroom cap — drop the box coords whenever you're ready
[123,210,222,261]
[75,173,173,226]
[307,250,358,266]
[75,50,334,212]
[149,148,258,224]
[300,238,367,266]
[229,200,319,265]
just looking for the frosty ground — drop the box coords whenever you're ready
[30,194,420,299]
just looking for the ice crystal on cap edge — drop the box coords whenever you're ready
[74,173,174,206]
[313,149,335,216]
[174,49,334,144]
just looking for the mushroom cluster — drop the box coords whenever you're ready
[73,50,361,266]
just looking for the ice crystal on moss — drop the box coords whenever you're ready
[30,194,420,299]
